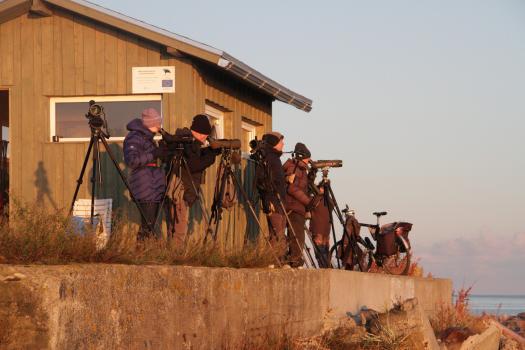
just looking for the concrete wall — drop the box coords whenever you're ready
[0,265,452,349]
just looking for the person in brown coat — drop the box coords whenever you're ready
[283,142,313,267]
[309,182,332,268]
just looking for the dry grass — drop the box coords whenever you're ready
[292,321,413,350]
[0,204,278,268]
[429,286,487,337]
[407,257,424,277]
[361,322,412,350]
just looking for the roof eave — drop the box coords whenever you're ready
[0,0,31,24]
[27,0,313,112]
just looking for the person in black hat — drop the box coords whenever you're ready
[254,131,288,259]
[163,114,219,245]
[282,142,313,267]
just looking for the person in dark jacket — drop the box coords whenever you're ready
[256,131,287,258]
[123,108,168,240]
[164,114,219,245]
[283,142,312,267]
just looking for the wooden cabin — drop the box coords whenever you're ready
[0,0,312,245]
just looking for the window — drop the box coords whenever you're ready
[50,95,162,142]
[204,104,224,139]
[241,121,257,154]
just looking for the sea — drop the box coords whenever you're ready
[462,294,525,316]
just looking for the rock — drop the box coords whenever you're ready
[440,327,475,347]
[499,337,521,350]
[359,308,379,326]
[3,273,27,282]
[459,324,501,350]
[517,312,525,321]
[367,298,440,350]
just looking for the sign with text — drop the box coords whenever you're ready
[132,66,175,94]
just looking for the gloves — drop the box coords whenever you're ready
[152,143,169,160]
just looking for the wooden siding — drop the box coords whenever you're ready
[0,9,273,248]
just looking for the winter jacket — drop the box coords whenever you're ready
[123,119,166,202]
[283,159,311,215]
[172,128,218,205]
[255,145,286,213]
[309,194,331,238]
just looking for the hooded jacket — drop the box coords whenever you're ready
[123,118,166,202]
[283,158,311,215]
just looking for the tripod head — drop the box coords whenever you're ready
[218,147,242,167]
[86,100,110,138]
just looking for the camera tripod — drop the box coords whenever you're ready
[204,150,282,265]
[318,167,354,269]
[156,146,212,239]
[69,121,152,232]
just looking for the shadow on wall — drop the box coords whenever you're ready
[34,161,58,211]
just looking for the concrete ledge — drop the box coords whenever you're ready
[0,265,451,349]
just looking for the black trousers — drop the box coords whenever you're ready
[137,202,160,240]
[287,212,306,267]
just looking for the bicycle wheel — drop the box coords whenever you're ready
[382,249,411,275]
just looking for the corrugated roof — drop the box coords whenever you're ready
[40,0,313,112]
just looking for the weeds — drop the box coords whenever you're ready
[0,204,278,268]
[430,286,487,337]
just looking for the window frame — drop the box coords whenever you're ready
[204,104,225,139]
[50,94,163,142]
[241,120,257,157]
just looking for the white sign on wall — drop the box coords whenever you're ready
[132,66,175,93]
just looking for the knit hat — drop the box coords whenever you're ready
[190,114,212,135]
[141,108,162,129]
[262,131,284,147]
[294,142,311,159]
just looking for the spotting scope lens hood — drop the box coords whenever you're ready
[209,138,241,150]
[310,160,343,169]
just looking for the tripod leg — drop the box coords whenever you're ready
[98,136,154,233]
[304,225,330,268]
[180,157,212,236]
[70,136,95,215]
[212,164,228,241]
[90,138,99,225]
[324,185,341,269]
[204,156,225,243]
[229,167,282,267]
[325,182,352,268]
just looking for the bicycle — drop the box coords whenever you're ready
[332,207,413,275]
[330,206,374,272]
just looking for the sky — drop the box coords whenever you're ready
[91,0,525,294]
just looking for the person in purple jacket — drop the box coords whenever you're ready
[123,108,168,240]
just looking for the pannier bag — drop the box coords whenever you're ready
[395,222,412,253]
[376,222,397,256]
[376,222,413,256]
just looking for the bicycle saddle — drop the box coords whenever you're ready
[373,211,387,217]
